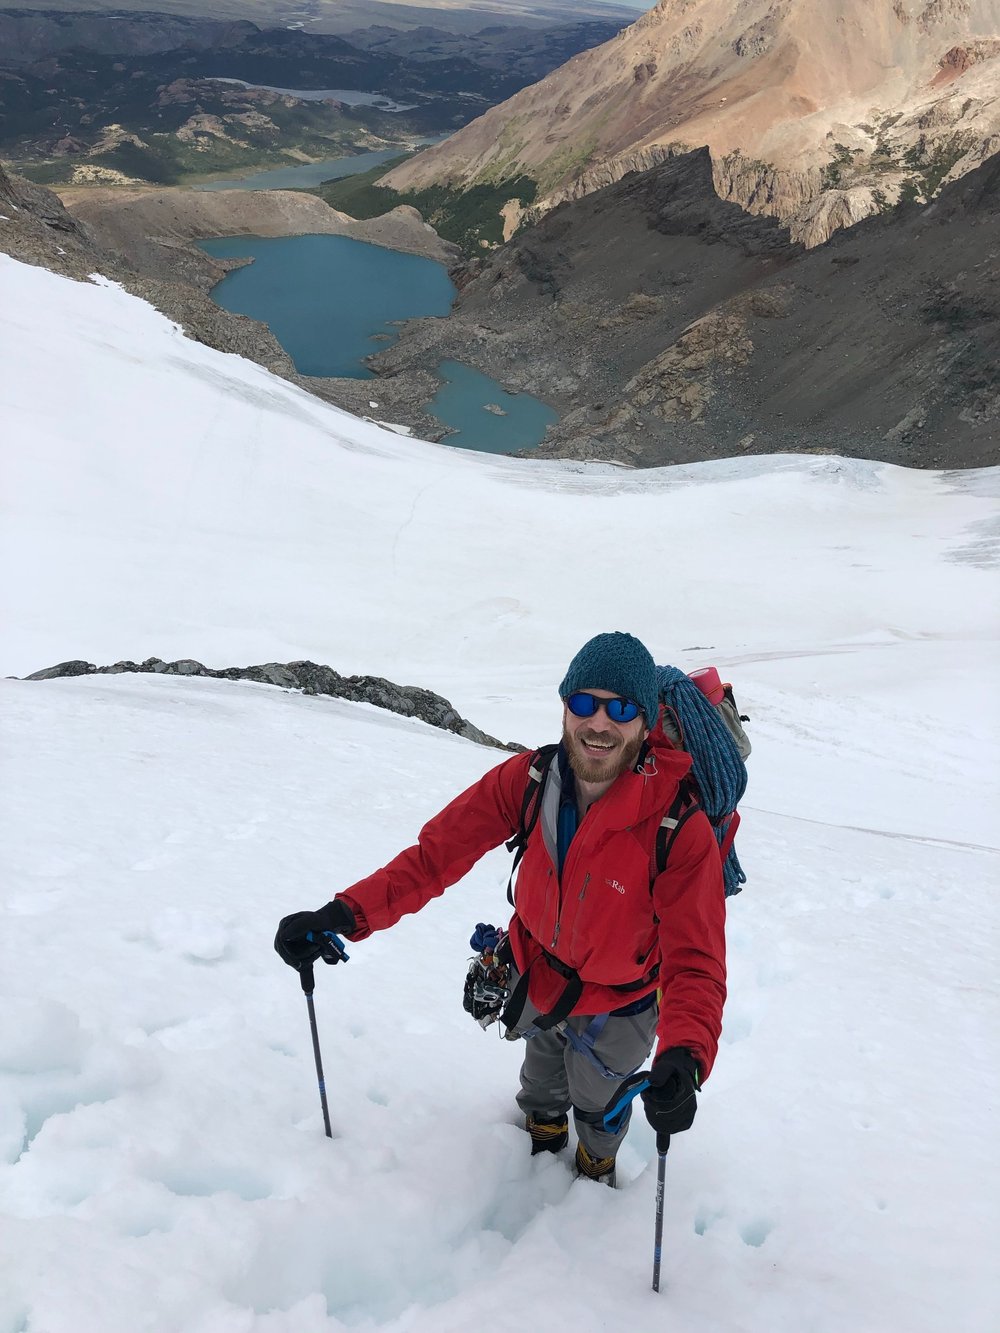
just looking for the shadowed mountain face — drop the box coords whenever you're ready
[382,0,1000,245]
[368,147,999,469]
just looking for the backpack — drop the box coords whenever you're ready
[654,664,750,896]
[505,663,750,899]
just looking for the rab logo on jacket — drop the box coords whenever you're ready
[605,878,627,895]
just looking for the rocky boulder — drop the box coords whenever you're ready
[22,657,522,752]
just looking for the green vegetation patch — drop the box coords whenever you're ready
[305,154,414,213]
[820,142,862,190]
[96,141,183,185]
[894,132,976,206]
[466,116,531,187]
[13,160,78,186]
[314,171,538,254]
[917,135,973,198]
[533,136,599,197]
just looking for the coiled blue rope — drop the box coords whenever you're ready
[656,666,748,896]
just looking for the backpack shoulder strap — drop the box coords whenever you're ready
[654,775,703,879]
[505,743,558,906]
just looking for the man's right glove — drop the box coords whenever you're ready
[274,899,355,971]
[640,1047,701,1138]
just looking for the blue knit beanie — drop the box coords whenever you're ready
[558,631,659,726]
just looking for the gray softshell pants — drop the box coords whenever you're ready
[508,965,659,1159]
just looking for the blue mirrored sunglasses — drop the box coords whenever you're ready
[565,692,641,724]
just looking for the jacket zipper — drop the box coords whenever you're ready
[551,830,591,951]
[549,783,607,953]
[548,866,561,951]
[551,817,570,949]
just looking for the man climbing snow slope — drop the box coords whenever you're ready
[276,632,728,1185]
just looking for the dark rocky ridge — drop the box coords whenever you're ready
[366,147,1000,468]
[23,657,522,750]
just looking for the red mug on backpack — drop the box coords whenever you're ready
[688,665,725,706]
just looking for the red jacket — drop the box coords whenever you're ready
[339,736,727,1078]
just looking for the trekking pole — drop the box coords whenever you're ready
[652,1133,670,1293]
[297,930,349,1139]
[604,1072,670,1293]
[299,963,332,1138]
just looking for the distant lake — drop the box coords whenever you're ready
[193,148,412,192]
[198,234,557,451]
[205,79,415,111]
[192,133,446,192]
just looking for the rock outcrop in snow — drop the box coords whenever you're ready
[23,657,521,751]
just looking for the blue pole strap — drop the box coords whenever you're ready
[603,1072,651,1135]
[306,930,350,964]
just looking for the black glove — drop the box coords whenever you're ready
[640,1047,701,1141]
[274,899,355,971]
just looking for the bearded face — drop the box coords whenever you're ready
[562,695,648,786]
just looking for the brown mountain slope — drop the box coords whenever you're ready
[382,0,1000,244]
[368,147,999,468]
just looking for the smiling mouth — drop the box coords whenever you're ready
[580,736,617,754]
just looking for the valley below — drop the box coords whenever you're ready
[0,6,627,188]
[5,139,995,468]
[1,1,997,468]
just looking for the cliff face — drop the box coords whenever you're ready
[0,161,100,279]
[381,0,1000,244]
[368,147,999,469]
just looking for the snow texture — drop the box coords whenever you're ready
[0,255,998,1333]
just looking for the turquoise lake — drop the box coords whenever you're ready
[199,234,454,378]
[426,361,558,455]
[198,234,558,452]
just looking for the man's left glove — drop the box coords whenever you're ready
[640,1047,701,1137]
[274,899,355,970]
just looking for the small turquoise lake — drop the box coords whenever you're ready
[426,361,558,455]
[199,233,557,452]
[199,234,454,378]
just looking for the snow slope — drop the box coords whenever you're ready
[1,255,998,1333]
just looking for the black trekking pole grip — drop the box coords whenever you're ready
[299,963,333,1138]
